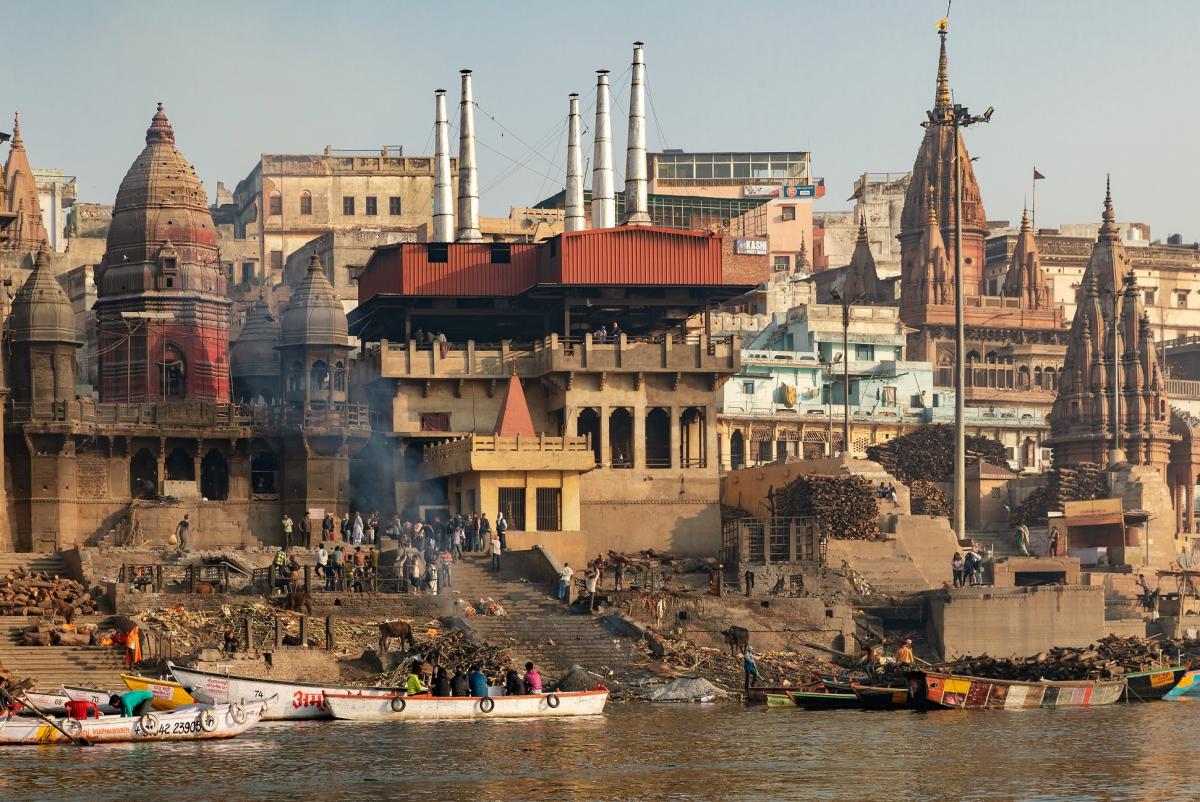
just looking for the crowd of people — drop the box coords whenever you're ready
[402,660,547,698]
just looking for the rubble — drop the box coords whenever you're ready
[645,677,727,702]
[634,630,837,693]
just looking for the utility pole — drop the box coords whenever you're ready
[830,288,862,458]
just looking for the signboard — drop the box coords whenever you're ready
[743,185,781,198]
[781,185,816,198]
[734,238,769,256]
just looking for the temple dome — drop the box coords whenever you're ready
[279,254,348,347]
[10,248,77,344]
[231,298,281,378]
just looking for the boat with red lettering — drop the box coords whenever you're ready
[0,696,275,745]
[169,662,399,721]
[323,687,609,721]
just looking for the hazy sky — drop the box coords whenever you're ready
[8,0,1199,239]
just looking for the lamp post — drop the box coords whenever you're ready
[819,355,839,457]
[923,87,992,541]
[829,288,863,457]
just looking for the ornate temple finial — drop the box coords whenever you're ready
[1086,271,1100,299]
[1020,205,1030,232]
[796,233,809,270]
[11,111,22,147]
[146,102,175,145]
[857,214,869,244]
[308,252,323,273]
[1099,174,1119,241]
[926,184,938,227]
[934,27,952,119]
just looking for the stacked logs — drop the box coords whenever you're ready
[914,636,1189,682]
[0,567,95,618]
[909,480,950,517]
[866,425,1008,484]
[1012,463,1106,525]
[776,475,879,540]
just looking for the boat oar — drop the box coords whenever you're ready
[3,689,92,747]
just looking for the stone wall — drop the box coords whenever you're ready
[928,585,1105,659]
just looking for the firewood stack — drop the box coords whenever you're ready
[0,567,96,618]
[1012,463,1106,525]
[909,480,950,517]
[776,475,880,540]
[865,424,1008,484]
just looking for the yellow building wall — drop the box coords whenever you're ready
[445,470,581,533]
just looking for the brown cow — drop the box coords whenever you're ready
[377,620,414,654]
[282,591,313,616]
[47,595,76,625]
[193,581,216,594]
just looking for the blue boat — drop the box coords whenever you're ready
[1163,669,1200,701]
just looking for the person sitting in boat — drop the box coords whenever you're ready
[405,663,431,696]
[895,639,915,667]
[450,668,471,697]
[468,665,488,698]
[504,666,525,696]
[432,666,452,697]
[860,644,880,679]
[110,690,154,717]
[524,662,543,694]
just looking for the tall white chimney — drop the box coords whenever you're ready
[590,70,616,230]
[564,93,585,232]
[456,69,482,242]
[432,89,455,242]
[623,41,651,226]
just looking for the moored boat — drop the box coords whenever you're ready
[786,690,861,710]
[169,662,399,720]
[13,690,73,715]
[1163,669,1200,701]
[765,693,798,708]
[917,671,1126,710]
[0,696,275,745]
[746,684,820,705]
[121,674,196,710]
[852,684,912,710]
[323,688,609,721]
[1122,665,1190,701]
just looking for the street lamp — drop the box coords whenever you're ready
[922,57,992,541]
[829,287,863,457]
[818,353,842,457]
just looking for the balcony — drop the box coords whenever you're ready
[423,433,596,478]
[7,400,373,434]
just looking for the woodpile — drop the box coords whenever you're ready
[866,425,1008,483]
[777,474,879,540]
[910,636,1192,682]
[909,480,950,518]
[374,629,513,684]
[637,632,836,692]
[1012,463,1106,525]
[17,620,105,647]
[0,567,95,618]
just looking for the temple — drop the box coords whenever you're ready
[2,113,49,253]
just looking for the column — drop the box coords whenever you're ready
[669,406,680,469]
[632,405,646,469]
[599,406,611,468]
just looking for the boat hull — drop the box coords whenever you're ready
[324,689,609,721]
[746,685,818,705]
[919,671,1125,710]
[1123,665,1190,701]
[787,691,861,710]
[0,698,272,745]
[1163,669,1200,701]
[121,674,196,710]
[169,662,398,721]
[853,685,912,710]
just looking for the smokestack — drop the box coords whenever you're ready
[456,69,482,242]
[591,70,616,230]
[564,93,585,232]
[623,41,651,226]
[432,89,455,242]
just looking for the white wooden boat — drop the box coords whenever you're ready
[0,696,275,745]
[168,662,399,721]
[14,691,73,716]
[60,685,120,715]
[323,688,610,721]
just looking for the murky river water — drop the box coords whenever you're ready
[0,701,1195,801]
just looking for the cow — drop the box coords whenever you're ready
[46,595,75,625]
[377,620,414,654]
[193,581,216,595]
[282,591,313,616]
[722,625,750,657]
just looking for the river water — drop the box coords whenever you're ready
[1,701,1195,801]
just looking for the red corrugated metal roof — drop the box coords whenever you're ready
[540,226,723,286]
[357,242,538,299]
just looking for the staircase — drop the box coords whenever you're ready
[0,615,128,692]
[827,514,959,596]
[0,552,70,578]
[447,555,639,678]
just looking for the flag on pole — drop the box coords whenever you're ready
[1033,168,1046,180]
[936,17,949,31]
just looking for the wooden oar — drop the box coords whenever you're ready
[4,689,92,747]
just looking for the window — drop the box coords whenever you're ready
[773,255,790,272]
[241,262,254,284]
[536,487,561,531]
[342,196,355,215]
[882,386,897,406]
[269,192,282,216]
[365,196,378,216]
[497,487,526,530]
[270,250,283,270]
[855,344,872,360]
[427,243,449,263]
[1179,291,1189,309]
[389,197,402,215]
[299,191,312,215]
[742,381,755,395]
[781,205,796,221]
[1144,289,1156,306]
[490,243,512,264]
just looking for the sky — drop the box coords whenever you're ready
[8,0,1199,239]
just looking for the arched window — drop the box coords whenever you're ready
[288,361,304,393]
[1034,367,1043,388]
[165,447,194,481]
[269,191,282,216]
[201,449,229,501]
[730,430,745,470]
[251,449,280,496]
[334,361,346,392]
[311,360,330,392]
[1044,367,1057,391]
[162,344,186,398]
[1018,366,1031,390]
[299,191,312,216]
[130,448,157,498]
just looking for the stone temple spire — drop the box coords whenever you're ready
[1002,207,1048,308]
[933,28,953,121]
[1099,173,1120,241]
[3,111,49,252]
[843,214,881,303]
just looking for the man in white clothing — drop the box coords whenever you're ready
[558,563,574,602]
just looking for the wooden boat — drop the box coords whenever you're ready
[58,686,121,715]
[1163,669,1200,701]
[0,696,275,745]
[918,671,1125,710]
[121,674,196,710]
[785,690,861,710]
[323,688,609,721]
[852,684,912,710]
[746,684,820,705]
[169,662,399,721]
[764,693,798,708]
[13,691,73,716]
[1122,665,1190,701]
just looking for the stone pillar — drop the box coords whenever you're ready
[669,406,680,469]
[632,405,646,469]
[599,406,611,468]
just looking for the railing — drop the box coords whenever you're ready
[1162,335,1200,351]
[721,516,824,569]
[424,433,592,465]
[1167,378,1200,399]
[8,399,374,432]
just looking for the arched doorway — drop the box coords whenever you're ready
[165,447,194,481]
[730,430,745,469]
[680,407,706,468]
[576,408,601,466]
[610,408,633,468]
[130,448,157,498]
[645,408,671,469]
[201,450,229,500]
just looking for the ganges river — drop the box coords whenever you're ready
[2,701,1197,801]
